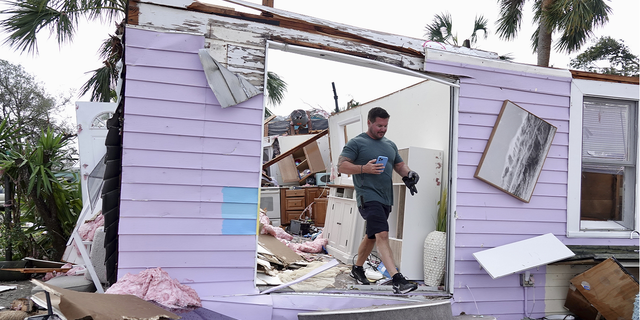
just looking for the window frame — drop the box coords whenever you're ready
[568,79,639,238]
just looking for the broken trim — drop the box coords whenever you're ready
[198,49,261,108]
[267,41,459,88]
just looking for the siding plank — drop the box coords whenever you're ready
[118,251,256,268]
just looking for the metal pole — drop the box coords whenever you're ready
[332,82,339,113]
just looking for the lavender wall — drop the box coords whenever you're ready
[119,27,263,296]
[427,58,634,319]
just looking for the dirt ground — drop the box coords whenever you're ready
[0,279,38,310]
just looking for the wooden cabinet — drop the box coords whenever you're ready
[279,187,328,226]
[313,198,328,227]
[323,186,366,263]
[277,141,325,184]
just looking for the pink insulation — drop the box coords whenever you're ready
[78,213,104,241]
[105,267,202,309]
[260,210,293,241]
[43,263,86,281]
[287,236,328,254]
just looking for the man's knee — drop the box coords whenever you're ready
[375,231,389,241]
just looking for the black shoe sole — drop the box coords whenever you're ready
[350,272,371,285]
[393,285,417,294]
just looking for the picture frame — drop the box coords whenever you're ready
[474,100,557,203]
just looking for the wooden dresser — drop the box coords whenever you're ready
[280,186,329,226]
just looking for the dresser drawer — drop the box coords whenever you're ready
[285,197,305,210]
[285,189,306,197]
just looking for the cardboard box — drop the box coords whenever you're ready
[569,257,639,320]
[564,283,600,320]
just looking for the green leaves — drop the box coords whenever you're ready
[266,71,288,106]
[1,0,126,103]
[570,37,639,77]
[496,0,612,66]
[496,0,526,41]
[0,0,125,54]
[424,12,488,47]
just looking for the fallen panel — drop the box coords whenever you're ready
[32,280,179,320]
[472,233,574,279]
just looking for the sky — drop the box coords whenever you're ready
[0,0,638,122]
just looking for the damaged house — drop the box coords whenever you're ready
[74,0,640,319]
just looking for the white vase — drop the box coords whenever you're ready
[423,230,446,287]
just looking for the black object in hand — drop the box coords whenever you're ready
[402,176,418,196]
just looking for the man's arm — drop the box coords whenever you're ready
[393,161,412,177]
[338,156,383,175]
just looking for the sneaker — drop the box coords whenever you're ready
[350,265,371,285]
[392,273,417,294]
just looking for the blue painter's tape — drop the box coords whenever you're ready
[222,219,257,235]
[222,187,258,204]
[222,203,258,219]
[221,187,259,234]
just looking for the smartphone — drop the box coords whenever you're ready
[375,156,388,168]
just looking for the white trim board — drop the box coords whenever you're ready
[472,233,574,279]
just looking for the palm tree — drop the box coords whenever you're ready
[496,0,611,67]
[0,0,126,102]
[0,124,79,261]
[425,12,489,47]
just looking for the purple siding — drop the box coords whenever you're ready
[429,60,568,319]
[120,27,263,296]
[427,59,635,319]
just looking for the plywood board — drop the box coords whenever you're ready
[472,233,574,279]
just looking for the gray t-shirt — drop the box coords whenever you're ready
[340,132,403,207]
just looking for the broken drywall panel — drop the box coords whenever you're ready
[258,234,303,266]
[257,273,283,285]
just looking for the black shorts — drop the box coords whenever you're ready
[358,201,392,239]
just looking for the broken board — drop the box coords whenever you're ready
[258,234,303,266]
[472,233,574,279]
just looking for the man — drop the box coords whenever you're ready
[337,107,419,294]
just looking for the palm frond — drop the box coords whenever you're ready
[496,0,526,40]
[553,0,611,53]
[80,64,117,102]
[530,25,540,53]
[425,12,454,44]
[0,0,75,54]
[266,71,287,106]
[0,0,125,54]
[470,15,489,44]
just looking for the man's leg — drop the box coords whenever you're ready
[374,231,398,277]
[351,236,376,285]
[355,236,376,266]
[376,230,418,294]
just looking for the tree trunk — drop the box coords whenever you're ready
[537,0,554,67]
[32,192,67,261]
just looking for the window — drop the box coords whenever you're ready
[568,79,639,238]
[581,98,636,228]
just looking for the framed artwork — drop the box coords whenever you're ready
[474,100,557,203]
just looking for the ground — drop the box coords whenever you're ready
[0,279,37,310]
